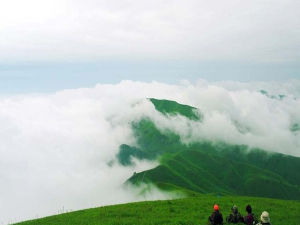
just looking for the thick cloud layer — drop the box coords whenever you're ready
[1,0,300,62]
[0,80,300,224]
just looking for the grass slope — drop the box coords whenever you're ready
[129,149,300,200]
[118,99,300,200]
[15,196,300,225]
[117,119,186,165]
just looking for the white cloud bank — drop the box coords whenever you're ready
[0,80,300,224]
[0,0,300,62]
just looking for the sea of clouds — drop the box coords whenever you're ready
[0,80,300,224]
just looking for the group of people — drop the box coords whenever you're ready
[208,204,271,225]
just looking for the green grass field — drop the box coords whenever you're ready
[15,195,300,225]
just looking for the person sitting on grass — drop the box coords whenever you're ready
[226,205,244,223]
[243,205,257,225]
[256,211,271,225]
[208,204,223,225]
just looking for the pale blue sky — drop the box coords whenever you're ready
[1,61,299,94]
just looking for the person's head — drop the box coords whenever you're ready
[232,205,238,213]
[260,211,270,223]
[246,204,252,213]
[214,204,219,211]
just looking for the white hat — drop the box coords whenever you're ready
[260,211,270,223]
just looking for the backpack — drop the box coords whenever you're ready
[245,213,255,225]
[245,213,259,225]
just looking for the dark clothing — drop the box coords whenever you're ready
[244,213,256,225]
[226,212,244,223]
[209,210,223,225]
[257,223,271,225]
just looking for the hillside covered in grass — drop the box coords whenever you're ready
[129,147,300,200]
[119,99,300,200]
[15,195,300,225]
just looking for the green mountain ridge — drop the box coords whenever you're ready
[149,98,202,121]
[120,99,300,200]
[129,148,300,200]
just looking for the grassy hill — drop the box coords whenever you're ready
[117,98,202,165]
[15,195,300,225]
[129,148,300,200]
[120,99,300,200]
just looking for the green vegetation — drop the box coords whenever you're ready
[259,90,286,100]
[149,98,202,121]
[120,99,300,200]
[129,147,300,200]
[117,119,185,165]
[15,196,300,225]
[290,123,300,133]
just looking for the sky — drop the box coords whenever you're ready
[1,0,300,93]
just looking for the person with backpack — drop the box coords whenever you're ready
[226,205,244,223]
[256,211,271,225]
[208,204,223,225]
[243,205,257,225]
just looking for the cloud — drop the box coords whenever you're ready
[0,85,166,224]
[149,79,300,155]
[0,79,300,224]
[0,0,300,62]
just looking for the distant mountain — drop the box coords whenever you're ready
[149,98,202,121]
[118,99,300,200]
